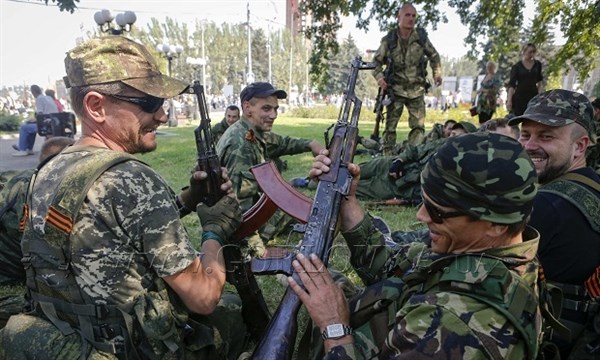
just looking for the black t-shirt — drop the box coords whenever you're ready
[532,167,600,285]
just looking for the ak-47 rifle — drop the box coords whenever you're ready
[189,81,271,341]
[249,57,375,360]
[371,52,394,143]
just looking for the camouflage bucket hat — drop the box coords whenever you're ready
[508,89,594,137]
[453,121,477,133]
[421,132,538,224]
[64,36,189,98]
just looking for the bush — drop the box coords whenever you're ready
[0,112,22,132]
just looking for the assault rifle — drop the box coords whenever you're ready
[371,52,394,143]
[189,81,271,341]
[249,57,375,359]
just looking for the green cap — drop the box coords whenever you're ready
[421,132,538,224]
[63,36,189,98]
[453,121,478,133]
[509,89,594,137]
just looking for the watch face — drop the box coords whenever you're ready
[327,324,345,338]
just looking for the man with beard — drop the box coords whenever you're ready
[509,89,600,359]
[0,36,246,359]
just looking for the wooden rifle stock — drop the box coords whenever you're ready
[250,57,375,359]
[189,81,271,341]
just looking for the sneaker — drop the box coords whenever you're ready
[289,177,309,188]
[12,150,34,157]
[11,144,19,151]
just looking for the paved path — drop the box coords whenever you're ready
[0,133,45,172]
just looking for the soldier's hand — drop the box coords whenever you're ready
[377,78,388,91]
[179,167,232,211]
[388,159,404,179]
[197,194,242,245]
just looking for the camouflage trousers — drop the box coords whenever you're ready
[383,95,426,155]
[0,292,246,360]
[0,285,26,329]
[356,157,422,202]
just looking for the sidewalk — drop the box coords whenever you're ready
[0,133,45,172]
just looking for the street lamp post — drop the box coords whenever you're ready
[157,42,183,127]
[94,9,136,35]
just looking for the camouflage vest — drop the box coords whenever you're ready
[349,244,541,360]
[386,27,430,85]
[20,149,196,359]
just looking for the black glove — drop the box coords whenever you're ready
[389,159,404,179]
[197,196,242,244]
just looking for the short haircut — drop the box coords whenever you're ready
[226,105,240,112]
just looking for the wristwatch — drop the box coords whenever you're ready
[321,323,352,340]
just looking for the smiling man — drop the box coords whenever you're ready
[217,82,324,255]
[0,36,247,359]
[509,89,600,358]
[291,132,542,359]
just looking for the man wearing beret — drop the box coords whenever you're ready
[509,89,600,358]
[217,82,324,256]
[0,36,246,359]
[289,132,542,358]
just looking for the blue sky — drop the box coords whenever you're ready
[0,0,475,88]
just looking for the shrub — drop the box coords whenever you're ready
[0,112,22,132]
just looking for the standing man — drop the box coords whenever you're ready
[12,84,58,156]
[372,3,442,154]
[509,89,600,358]
[292,132,542,358]
[217,82,324,255]
[0,36,246,359]
[212,104,240,145]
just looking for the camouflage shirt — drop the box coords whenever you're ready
[212,117,230,146]
[373,28,442,99]
[25,147,196,304]
[329,216,541,359]
[216,116,313,212]
[0,169,34,286]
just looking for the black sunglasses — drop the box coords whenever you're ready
[107,93,166,113]
[422,198,467,224]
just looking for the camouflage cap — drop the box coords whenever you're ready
[63,36,189,98]
[508,89,594,137]
[452,121,477,133]
[421,132,538,224]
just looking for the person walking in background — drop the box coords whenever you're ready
[476,61,502,124]
[12,84,58,157]
[506,43,544,116]
[44,89,64,113]
[372,3,442,154]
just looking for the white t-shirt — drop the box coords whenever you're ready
[35,94,59,114]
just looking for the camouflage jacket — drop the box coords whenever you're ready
[216,117,313,212]
[372,28,442,99]
[24,146,196,305]
[212,117,229,146]
[329,215,542,359]
[0,169,34,286]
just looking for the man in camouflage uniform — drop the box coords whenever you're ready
[212,104,240,146]
[292,132,542,359]
[372,3,442,154]
[356,121,477,204]
[509,90,600,359]
[0,136,74,329]
[216,82,324,256]
[0,36,246,359]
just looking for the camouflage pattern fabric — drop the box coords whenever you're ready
[509,89,596,140]
[422,132,538,224]
[356,138,446,203]
[216,117,313,250]
[0,170,20,192]
[372,29,442,151]
[0,169,33,286]
[212,117,230,146]
[64,35,188,98]
[0,147,243,358]
[330,216,542,359]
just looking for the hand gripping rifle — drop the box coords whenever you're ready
[371,54,394,143]
[189,81,271,341]
[249,57,375,360]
